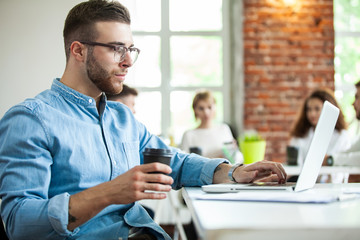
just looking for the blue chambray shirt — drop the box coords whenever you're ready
[0,78,227,240]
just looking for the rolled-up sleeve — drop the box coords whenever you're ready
[171,152,228,188]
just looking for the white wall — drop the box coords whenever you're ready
[0,0,83,117]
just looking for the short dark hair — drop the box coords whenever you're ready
[63,0,131,61]
[106,84,138,101]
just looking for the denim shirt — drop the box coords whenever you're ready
[0,79,226,240]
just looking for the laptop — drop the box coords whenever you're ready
[202,100,340,193]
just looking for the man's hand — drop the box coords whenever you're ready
[108,162,174,204]
[213,160,287,184]
[232,160,287,184]
[68,162,173,230]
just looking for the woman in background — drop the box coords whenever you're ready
[289,88,351,182]
[181,90,242,163]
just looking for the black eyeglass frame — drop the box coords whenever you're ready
[79,41,140,63]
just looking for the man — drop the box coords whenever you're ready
[329,80,360,167]
[0,1,286,239]
[107,84,138,114]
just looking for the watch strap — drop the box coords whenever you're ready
[228,163,243,182]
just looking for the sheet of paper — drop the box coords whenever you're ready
[343,188,360,194]
[196,190,359,203]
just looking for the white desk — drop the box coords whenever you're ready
[284,165,360,176]
[285,165,360,183]
[183,183,360,240]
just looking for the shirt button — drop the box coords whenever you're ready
[88,99,93,103]
[113,161,117,166]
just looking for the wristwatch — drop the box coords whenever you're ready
[326,155,334,166]
[228,163,243,182]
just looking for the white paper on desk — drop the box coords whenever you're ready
[196,190,356,203]
[343,188,360,194]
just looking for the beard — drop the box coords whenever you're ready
[86,51,123,95]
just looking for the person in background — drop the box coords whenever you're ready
[181,90,243,163]
[107,84,138,114]
[0,1,286,240]
[327,80,360,171]
[289,88,351,183]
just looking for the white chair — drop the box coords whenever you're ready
[140,189,191,240]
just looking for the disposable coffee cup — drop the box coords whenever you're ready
[189,147,202,155]
[143,148,173,174]
[286,146,299,166]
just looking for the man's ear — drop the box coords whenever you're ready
[70,41,86,62]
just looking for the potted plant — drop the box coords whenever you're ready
[238,130,266,164]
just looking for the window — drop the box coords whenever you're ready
[334,0,360,133]
[120,0,230,145]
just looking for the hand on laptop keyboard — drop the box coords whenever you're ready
[232,160,287,184]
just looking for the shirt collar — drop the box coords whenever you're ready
[51,78,98,107]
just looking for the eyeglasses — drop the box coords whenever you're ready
[80,41,140,64]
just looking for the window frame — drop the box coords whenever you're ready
[131,0,232,140]
[334,1,360,132]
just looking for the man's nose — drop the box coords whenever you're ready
[119,52,133,68]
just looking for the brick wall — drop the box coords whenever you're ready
[242,0,334,162]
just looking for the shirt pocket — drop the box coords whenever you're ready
[122,141,140,170]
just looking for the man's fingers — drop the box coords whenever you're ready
[277,163,287,179]
[233,160,287,183]
[254,169,272,178]
[143,191,168,200]
[133,190,168,200]
[254,174,279,182]
[141,162,172,174]
[245,160,287,181]
[143,182,172,192]
[144,173,174,185]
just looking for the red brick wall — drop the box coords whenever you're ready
[243,0,334,162]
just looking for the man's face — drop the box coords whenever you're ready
[85,22,134,95]
[353,86,360,120]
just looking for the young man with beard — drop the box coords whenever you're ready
[0,1,287,239]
